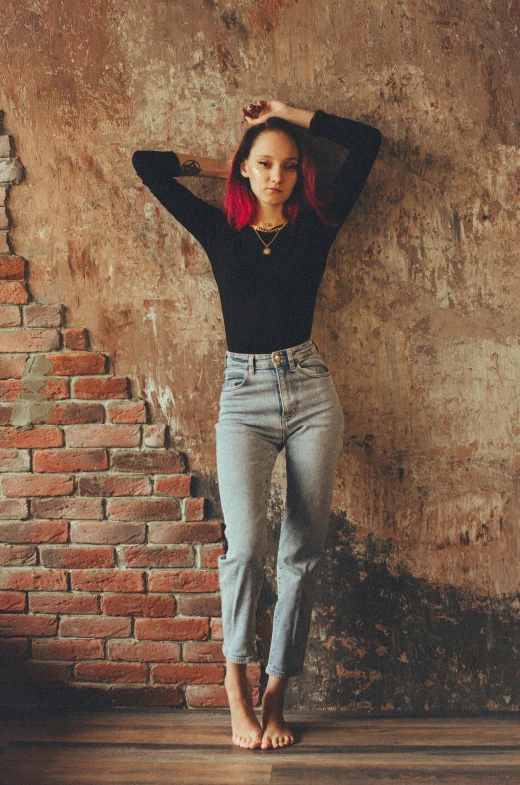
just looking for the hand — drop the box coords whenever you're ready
[242,100,290,126]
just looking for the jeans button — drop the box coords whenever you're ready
[273,354,281,362]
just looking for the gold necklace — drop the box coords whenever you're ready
[250,220,288,255]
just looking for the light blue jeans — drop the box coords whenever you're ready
[215,339,344,678]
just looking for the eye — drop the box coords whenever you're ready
[286,164,298,170]
[258,161,270,167]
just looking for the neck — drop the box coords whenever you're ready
[253,205,286,228]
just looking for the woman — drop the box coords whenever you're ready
[132,100,382,750]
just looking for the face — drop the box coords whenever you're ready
[240,130,299,210]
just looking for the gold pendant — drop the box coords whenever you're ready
[263,248,271,255]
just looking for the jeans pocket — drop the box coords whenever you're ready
[222,367,249,391]
[296,352,331,378]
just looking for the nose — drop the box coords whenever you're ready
[270,165,283,184]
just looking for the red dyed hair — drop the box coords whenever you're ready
[224,117,335,230]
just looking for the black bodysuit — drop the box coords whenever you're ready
[132,110,381,354]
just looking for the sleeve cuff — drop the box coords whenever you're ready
[132,150,181,180]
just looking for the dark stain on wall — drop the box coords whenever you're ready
[258,504,520,712]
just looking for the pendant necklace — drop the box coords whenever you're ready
[250,220,289,255]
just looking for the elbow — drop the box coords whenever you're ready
[132,150,148,177]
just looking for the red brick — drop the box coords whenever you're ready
[63,328,88,350]
[111,450,185,473]
[0,448,29,472]
[0,544,36,566]
[40,545,114,569]
[0,404,14,424]
[0,426,63,449]
[28,592,100,614]
[0,569,67,591]
[32,638,104,661]
[31,378,70,400]
[107,639,181,662]
[44,352,107,375]
[119,545,193,569]
[75,661,148,683]
[67,424,140,448]
[184,497,205,521]
[0,498,28,519]
[201,544,225,569]
[0,256,25,280]
[0,379,21,401]
[73,377,129,399]
[70,521,146,544]
[60,615,131,638]
[0,591,26,612]
[32,497,103,520]
[185,685,230,708]
[0,356,26,378]
[0,281,28,306]
[107,400,147,424]
[45,402,105,425]
[177,594,221,617]
[1,472,74,497]
[135,617,209,641]
[78,474,152,497]
[71,570,145,593]
[143,425,166,448]
[183,641,225,663]
[0,613,57,637]
[148,570,220,593]
[0,637,29,659]
[108,498,181,522]
[33,448,107,472]
[0,520,68,543]
[20,660,73,682]
[210,618,223,640]
[152,663,224,685]
[0,282,28,305]
[0,234,9,256]
[155,475,192,497]
[246,664,262,685]
[0,305,20,327]
[110,685,183,707]
[148,522,223,544]
[23,303,62,327]
[102,593,175,617]
[0,327,59,351]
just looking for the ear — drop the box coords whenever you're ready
[240,160,249,178]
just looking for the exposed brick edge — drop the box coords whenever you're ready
[0,125,258,709]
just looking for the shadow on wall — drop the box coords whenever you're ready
[258,491,520,714]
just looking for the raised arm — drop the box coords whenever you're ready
[132,149,229,250]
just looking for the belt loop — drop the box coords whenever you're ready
[248,355,255,374]
[287,346,295,370]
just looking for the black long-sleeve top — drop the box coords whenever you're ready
[132,110,381,354]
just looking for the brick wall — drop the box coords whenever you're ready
[0,123,259,709]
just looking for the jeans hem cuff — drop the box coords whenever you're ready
[265,665,302,678]
[222,648,258,665]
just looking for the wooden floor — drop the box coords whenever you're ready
[1,709,520,784]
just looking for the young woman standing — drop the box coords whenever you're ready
[132,100,381,750]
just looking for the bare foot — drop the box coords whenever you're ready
[261,688,295,749]
[224,672,263,749]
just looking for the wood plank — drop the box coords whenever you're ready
[5,712,520,747]
[271,767,520,784]
[0,745,272,785]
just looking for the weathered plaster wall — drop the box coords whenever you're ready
[2,0,520,711]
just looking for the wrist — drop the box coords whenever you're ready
[280,105,315,129]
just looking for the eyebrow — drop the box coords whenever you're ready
[254,154,299,161]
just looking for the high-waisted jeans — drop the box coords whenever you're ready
[215,338,344,678]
